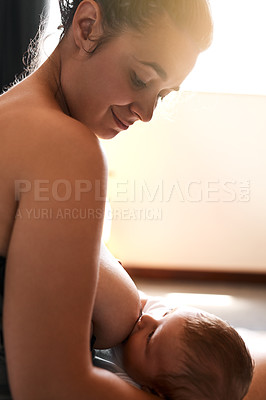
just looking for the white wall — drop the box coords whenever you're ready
[101,92,266,273]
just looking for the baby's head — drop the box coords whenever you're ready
[122,307,254,400]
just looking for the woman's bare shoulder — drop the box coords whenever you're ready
[0,93,107,180]
[29,109,105,171]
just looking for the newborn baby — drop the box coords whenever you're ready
[92,246,253,400]
[95,297,254,400]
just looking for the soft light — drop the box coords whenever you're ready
[164,292,234,308]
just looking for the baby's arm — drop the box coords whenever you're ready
[92,242,141,349]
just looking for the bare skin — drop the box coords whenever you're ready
[0,66,156,400]
[0,0,200,399]
[92,242,141,349]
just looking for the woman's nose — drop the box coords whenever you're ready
[131,95,158,123]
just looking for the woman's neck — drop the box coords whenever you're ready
[30,47,71,116]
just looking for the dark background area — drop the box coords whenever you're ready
[0,0,47,93]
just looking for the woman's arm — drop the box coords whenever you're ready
[4,117,106,399]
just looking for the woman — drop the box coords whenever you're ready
[0,1,212,399]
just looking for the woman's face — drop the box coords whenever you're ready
[63,15,199,139]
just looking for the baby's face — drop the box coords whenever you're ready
[122,307,200,389]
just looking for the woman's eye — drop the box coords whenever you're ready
[158,91,170,101]
[131,72,147,89]
[147,330,155,344]
[159,87,179,101]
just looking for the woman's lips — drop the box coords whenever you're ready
[111,109,129,131]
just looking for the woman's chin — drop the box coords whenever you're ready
[96,129,121,140]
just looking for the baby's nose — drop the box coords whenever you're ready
[138,313,158,330]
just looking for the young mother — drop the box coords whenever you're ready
[0,1,212,399]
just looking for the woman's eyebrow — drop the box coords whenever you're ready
[135,58,180,91]
[135,58,167,81]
